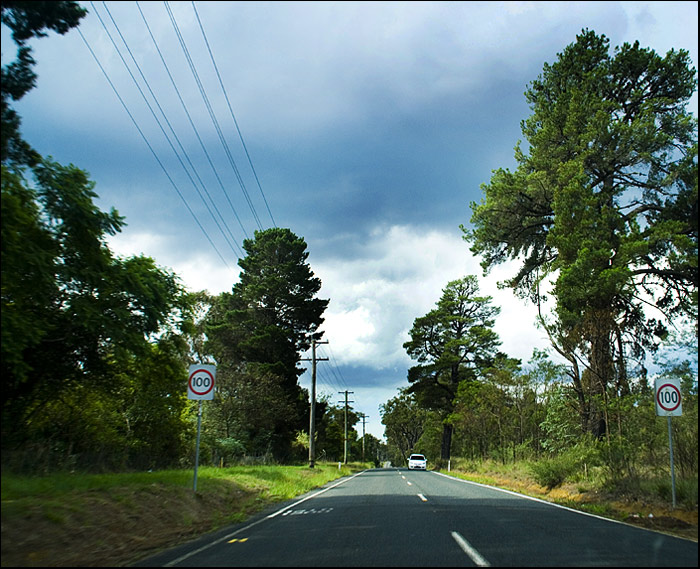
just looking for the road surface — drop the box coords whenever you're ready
[134,467,698,567]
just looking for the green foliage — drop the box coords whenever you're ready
[205,228,329,461]
[650,477,698,510]
[659,354,699,478]
[539,384,581,453]
[1,1,202,473]
[462,28,698,439]
[1,160,196,472]
[380,387,428,463]
[203,364,300,462]
[403,276,502,460]
[529,441,600,489]
[1,1,87,166]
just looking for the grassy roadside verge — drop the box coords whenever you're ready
[1,463,368,567]
[439,460,698,543]
[2,461,696,567]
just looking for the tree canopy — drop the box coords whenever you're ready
[205,227,329,460]
[1,1,87,166]
[463,29,698,438]
[1,160,195,466]
[1,3,201,470]
[403,276,502,460]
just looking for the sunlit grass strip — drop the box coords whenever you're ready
[1,462,364,501]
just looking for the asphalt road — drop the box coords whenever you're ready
[134,468,698,567]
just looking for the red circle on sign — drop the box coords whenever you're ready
[189,369,215,396]
[656,383,681,412]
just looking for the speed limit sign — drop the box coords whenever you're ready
[655,377,682,416]
[188,364,216,400]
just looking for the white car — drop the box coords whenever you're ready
[408,453,427,470]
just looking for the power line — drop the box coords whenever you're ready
[191,0,276,228]
[164,1,264,232]
[136,0,250,246]
[80,3,279,278]
[90,1,243,260]
[77,25,232,271]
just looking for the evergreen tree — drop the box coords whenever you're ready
[403,276,502,461]
[464,29,698,439]
[206,228,329,460]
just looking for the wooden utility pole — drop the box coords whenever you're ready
[359,413,368,462]
[303,339,327,468]
[338,390,354,464]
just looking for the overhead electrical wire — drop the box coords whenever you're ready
[80,4,358,406]
[192,0,276,228]
[135,0,250,244]
[90,1,244,260]
[164,0,264,232]
[80,0,284,270]
[323,343,351,391]
[320,343,369,420]
[77,25,233,271]
[82,3,351,407]
[316,361,345,395]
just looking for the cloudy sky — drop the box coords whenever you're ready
[3,1,697,441]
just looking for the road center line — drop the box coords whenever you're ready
[451,531,490,567]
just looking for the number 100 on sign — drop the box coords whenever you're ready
[188,364,216,400]
[655,377,682,417]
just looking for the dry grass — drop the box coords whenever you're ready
[443,465,698,542]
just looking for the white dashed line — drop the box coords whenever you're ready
[451,531,490,567]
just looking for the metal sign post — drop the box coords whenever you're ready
[194,400,203,493]
[655,377,682,509]
[188,364,216,493]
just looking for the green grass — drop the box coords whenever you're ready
[2,462,371,567]
[1,463,360,500]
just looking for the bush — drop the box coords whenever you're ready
[530,455,576,489]
[652,477,698,508]
[529,442,601,489]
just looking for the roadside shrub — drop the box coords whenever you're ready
[529,441,601,489]
[530,455,575,489]
[652,477,698,509]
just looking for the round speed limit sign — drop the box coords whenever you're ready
[655,378,682,416]
[188,364,216,400]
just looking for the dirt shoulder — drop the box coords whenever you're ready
[1,481,264,567]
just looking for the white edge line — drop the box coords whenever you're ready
[451,531,491,567]
[164,470,367,566]
[431,470,648,527]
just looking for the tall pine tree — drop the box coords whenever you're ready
[464,30,698,438]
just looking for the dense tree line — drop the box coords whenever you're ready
[2,2,200,471]
[384,337,697,483]
[385,29,697,486]
[1,2,355,472]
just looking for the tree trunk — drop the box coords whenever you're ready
[584,309,615,439]
[441,422,453,461]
